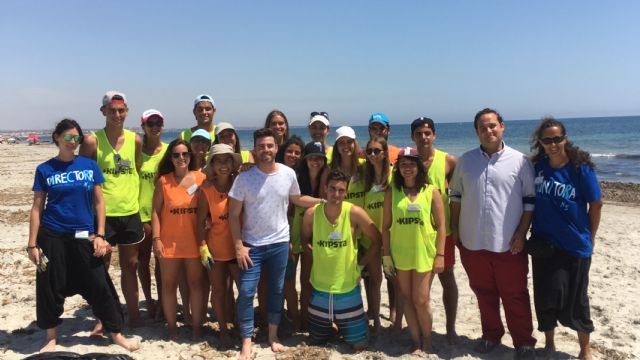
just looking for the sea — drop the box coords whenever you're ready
[155,116,639,183]
[16,116,640,183]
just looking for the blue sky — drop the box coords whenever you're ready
[1,1,639,130]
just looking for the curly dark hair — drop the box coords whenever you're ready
[530,116,595,169]
[276,135,304,165]
[364,136,390,192]
[393,155,428,191]
[156,139,198,180]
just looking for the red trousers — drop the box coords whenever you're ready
[459,245,536,347]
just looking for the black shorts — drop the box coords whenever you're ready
[105,213,144,246]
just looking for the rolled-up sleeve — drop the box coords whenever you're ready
[521,158,535,212]
[449,161,463,203]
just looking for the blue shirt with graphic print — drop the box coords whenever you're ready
[531,158,601,258]
[32,156,105,234]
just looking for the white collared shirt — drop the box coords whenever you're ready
[449,144,535,252]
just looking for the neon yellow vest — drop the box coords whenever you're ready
[95,129,140,216]
[427,149,451,234]
[180,126,216,144]
[310,202,360,294]
[139,142,168,222]
[362,170,393,248]
[389,184,437,272]
[240,150,251,163]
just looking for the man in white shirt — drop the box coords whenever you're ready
[229,128,323,360]
[449,108,536,360]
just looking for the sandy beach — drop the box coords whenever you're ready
[1,143,638,360]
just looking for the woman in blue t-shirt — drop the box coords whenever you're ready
[27,119,138,353]
[529,117,603,360]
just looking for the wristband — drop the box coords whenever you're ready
[95,234,105,239]
[436,253,445,257]
[26,245,37,251]
[152,237,161,242]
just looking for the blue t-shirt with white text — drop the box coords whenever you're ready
[531,158,601,258]
[32,156,105,234]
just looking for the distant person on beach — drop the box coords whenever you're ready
[381,147,446,354]
[180,94,217,143]
[28,119,138,352]
[367,113,400,164]
[151,139,206,340]
[410,117,460,344]
[264,109,290,146]
[80,91,145,330]
[214,122,254,165]
[529,117,603,360]
[301,169,381,350]
[138,109,169,320]
[449,108,537,359]
[197,144,242,347]
[228,128,324,360]
[307,112,332,161]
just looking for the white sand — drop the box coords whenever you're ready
[0,143,638,359]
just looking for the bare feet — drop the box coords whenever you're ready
[89,320,104,338]
[167,324,178,341]
[40,328,57,352]
[421,338,433,354]
[269,339,286,353]
[110,333,140,352]
[578,348,592,360]
[446,330,459,345]
[410,342,422,355]
[238,337,252,360]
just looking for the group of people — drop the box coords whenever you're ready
[27,90,602,360]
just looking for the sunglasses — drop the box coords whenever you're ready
[366,148,384,156]
[145,119,164,128]
[310,111,329,119]
[171,152,191,159]
[540,136,565,145]
[62,134,83,143]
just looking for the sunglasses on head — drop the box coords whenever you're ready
[366,148,384,156]
[145,119,164,128]
[171,152,191,159]
[540,136,565,145]
[62,134,83,143]
[310,111,329,119]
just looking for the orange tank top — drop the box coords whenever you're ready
[159,171,205,258]
[200,182,236,261]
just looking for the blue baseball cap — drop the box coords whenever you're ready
[369,113,390,127]
[191,129,212,143]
